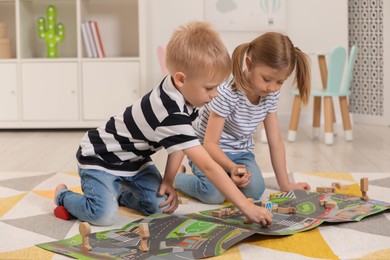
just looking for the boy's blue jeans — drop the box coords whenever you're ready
[55,165,166,226]
[174,152,265,204]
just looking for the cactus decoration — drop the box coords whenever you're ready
[37,5,65,58]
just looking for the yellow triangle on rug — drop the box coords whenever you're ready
[0,193,27,217]
[0,246,54,260]
[303,172,356,182]
[246,228,338,259]
[358,248,390,260]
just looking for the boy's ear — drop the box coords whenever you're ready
[245,57,252,72]
[172,72,186,88]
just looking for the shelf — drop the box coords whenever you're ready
[0,0,144,128]
[0,0,16,59]
[19,0,77,58]
[80,0,139,58]
[20,57,78,63]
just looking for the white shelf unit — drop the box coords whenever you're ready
[0,0,145,128]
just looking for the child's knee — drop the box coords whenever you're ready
[139,196,166,215]
[190,181,225,204]
[87,205,118,226]
[242,183,265,200]
[199,187,225,204]
[202,192,225,204]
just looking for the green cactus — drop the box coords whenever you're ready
[37,5,65,58]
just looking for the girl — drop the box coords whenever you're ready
[174,32,311,204]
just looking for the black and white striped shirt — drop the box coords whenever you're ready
[193,76,280,153]
[77,76,200,176]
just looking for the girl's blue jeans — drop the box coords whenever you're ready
[174,152,265,204]
[55,165,166,226]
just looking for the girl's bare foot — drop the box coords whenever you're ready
[178,165,186,174]
[54,184,68,205]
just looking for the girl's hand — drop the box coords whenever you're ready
[242,203,273,226]
[159,181,179,213]
[230,165,251,187]
[285,182,311,191]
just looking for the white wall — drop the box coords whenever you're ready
[144,0,203,86]
[144,0,348,122]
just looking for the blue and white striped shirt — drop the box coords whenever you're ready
[77,76,200,176]
[194,76,280,153]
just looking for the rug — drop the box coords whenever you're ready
[1,171,390,259]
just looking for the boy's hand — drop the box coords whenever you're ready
[158,182,178,213]
[284,182,311,191]
[230,165,251,187]
[243,203,273,226]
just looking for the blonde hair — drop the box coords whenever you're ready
[166,21,231,81]
[232,32,311,104]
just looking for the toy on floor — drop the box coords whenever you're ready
[138,223,150,252]
[319,199,337,209]
[332,182,348,190]
[261,201,278,211]
[178,197,189,204]
[316,186,336,193]
[37,188,390,260]
[79,222,92,252]
[360,177,369,201]
[211,207,236,217]
[54,205,71,220]
[277,206,296,214]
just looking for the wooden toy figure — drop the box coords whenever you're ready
[277,206,296,214]
[360,177,369,201]
[138,223,150,252]
[79,222,92,252]
[316,186,336,193]
[212,207,236,217]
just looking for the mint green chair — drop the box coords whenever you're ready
[288,46,357,145]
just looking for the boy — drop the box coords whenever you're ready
[54,21,272,226]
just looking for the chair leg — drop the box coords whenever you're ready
[288,96,301,142]
[324,97,334,145]
[331,98,337,135]
[318,55,328,89]
[312,97,321,138]
[339,96,353,141]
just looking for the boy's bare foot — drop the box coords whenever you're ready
[54,184,68,206]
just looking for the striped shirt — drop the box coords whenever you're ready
[193,75,280,153]
[77,76,200,176]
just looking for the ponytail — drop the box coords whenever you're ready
[294,47,311,105]
[231,43,251,92]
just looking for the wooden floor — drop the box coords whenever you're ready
[0,122,389,174]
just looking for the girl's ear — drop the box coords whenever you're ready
[245,57,253,72]
[172,72,186,88]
